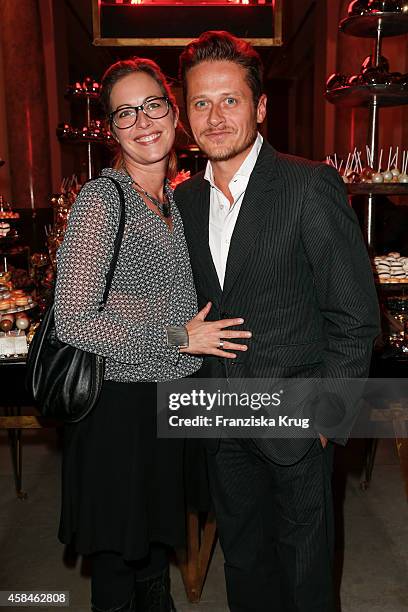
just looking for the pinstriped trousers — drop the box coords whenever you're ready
[207,438,335,612]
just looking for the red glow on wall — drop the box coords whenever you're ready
[111,1,265,5]
[97,0,281,44]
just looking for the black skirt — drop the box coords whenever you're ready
[58,381,185,561]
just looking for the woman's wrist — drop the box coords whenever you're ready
[165,325,189,348]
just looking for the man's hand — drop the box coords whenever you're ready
[319,434,328,448]
[181,302,252,358]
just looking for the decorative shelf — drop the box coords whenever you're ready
[65,90,100,102]
[0,233,19,244]
[376,280,408,287]
[0,214,19,220]
[347,184,408,196]
[57,134,112,145]
[0,301,37,316]
[0,354,27,363]
[326,83,408,107]
[340,13,408,38]
[0,245,29,257]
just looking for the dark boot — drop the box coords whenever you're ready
[133,566,177,611]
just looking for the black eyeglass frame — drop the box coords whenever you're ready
[109,96,171,129]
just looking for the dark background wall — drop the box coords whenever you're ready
[0,0,407,205]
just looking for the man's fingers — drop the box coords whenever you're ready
[221,330,252,339]
[221,342,248,352]
[217,318,244,329]
[197,301,212,321]
[214,349,237,359]
[319,434,328,448]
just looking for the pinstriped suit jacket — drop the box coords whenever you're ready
[175,141,380,464]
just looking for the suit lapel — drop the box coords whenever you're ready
[222,143,283,301]
[190,179,222,298]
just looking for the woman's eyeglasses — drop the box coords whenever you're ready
[109,97,170,129]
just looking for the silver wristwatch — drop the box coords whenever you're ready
[166,325,189,348]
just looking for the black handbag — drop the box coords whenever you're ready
[25,176,126,423]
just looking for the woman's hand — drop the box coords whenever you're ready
[180,302,251,359]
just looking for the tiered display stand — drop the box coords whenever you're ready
[326,10,408,249]
[327,9,408,497]
[57,80,112,180]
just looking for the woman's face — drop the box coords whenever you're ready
[109,71,178,170]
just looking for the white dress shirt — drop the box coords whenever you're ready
[205,133,263,289]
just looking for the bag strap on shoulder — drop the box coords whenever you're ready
[97,176,126,312]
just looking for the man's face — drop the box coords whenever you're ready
[185,60,266,162]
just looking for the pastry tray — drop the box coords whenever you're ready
[0,301,37,316]
[340,13,408,38]
[347,184,408,195]
[376,279,408,285]
[325,84,408,108]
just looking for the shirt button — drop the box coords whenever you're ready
[219,205,224,210]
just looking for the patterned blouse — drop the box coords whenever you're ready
[54,168,202,383]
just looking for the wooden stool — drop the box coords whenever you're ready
[177,510,218,603]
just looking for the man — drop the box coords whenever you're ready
[176,31,380,611]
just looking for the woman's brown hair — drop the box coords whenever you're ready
[100,57,178,179]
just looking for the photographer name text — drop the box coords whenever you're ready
[168,415,310,429]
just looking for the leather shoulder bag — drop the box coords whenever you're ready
[25,176,126,423]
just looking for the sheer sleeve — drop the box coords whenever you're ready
[54,179,180,365]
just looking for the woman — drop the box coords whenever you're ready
[54,58,250,612]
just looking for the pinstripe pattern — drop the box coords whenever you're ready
[176,141,380,464]
[207,438,335,611]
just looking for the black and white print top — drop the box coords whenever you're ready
[55,168,202,383]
